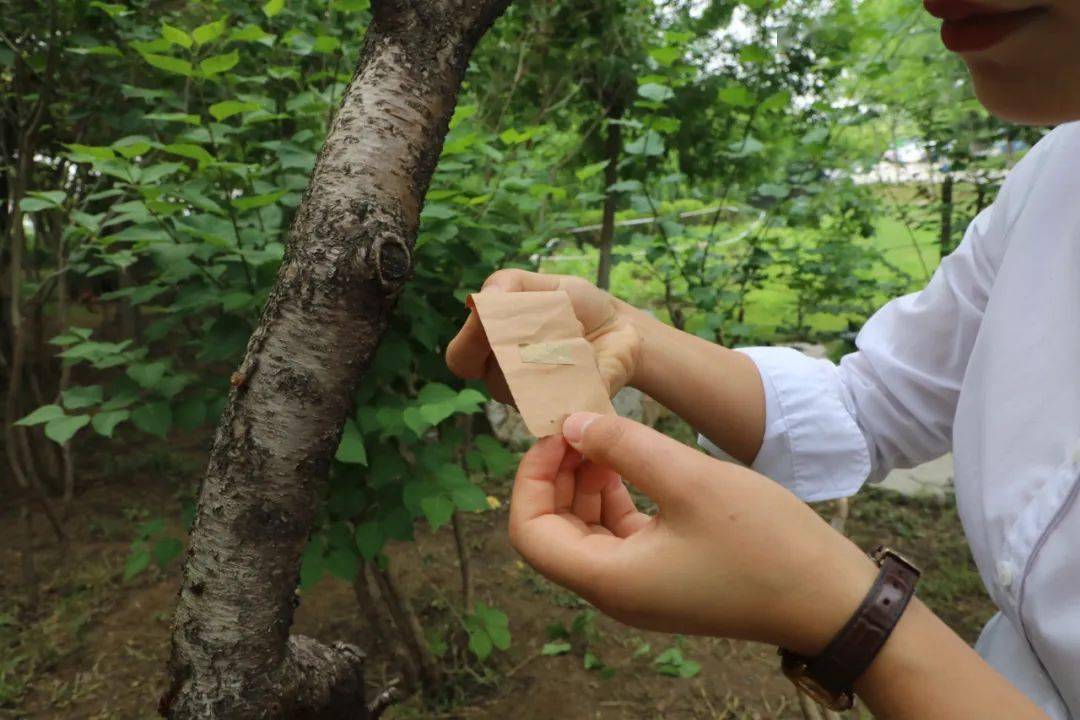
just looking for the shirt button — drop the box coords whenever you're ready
[996,560,1015,589]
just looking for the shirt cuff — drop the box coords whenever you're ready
[699,346,872,503]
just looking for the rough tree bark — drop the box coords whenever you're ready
[161,1,511,717]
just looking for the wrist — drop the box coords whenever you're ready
[779,539,880,656]
[620,302,665,394]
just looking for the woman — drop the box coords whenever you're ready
[447,1,1080,716]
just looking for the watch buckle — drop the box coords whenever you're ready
[779,652,855,711]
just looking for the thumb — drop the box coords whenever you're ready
[562,412,702,509]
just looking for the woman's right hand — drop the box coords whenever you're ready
[445,270,647,403]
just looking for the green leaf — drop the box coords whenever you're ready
[474,434,515,476]
[127,361,168,389]
[468,628,493,659]
[648,46,681,65]
[802,127,829,145]
[498,127,537,145]
[193,18,226,45]
[325,547,358,582]
[739,44,770,63]
[677,660,701,678]
[232,189,285,210]
[15,404,65,426]
[541,641,571,656]
[454,388,486,412]
[263,0,285,17]
[199,50,239,76]
[44,415,90,444]
[101,390,138,411]
[231,25,274,43]
[19,198,53,212]
[717,84,755,107]
[137,518,165,539]
[334,0,369,11]
[209,100,260,121]
[66,44,123,57]
[123,545,151,581]
[145,112,201,125]
[132,402,172,439]
[584,651,602,670]
[488,622,511,651]
[92,410,130,437]
[450,482,488,512]
[139,53,193,76]
[114,140,151,159]
[625,131,665,157]
[299,538,326,589]
[62,385,103,409]
[20,190,65,213]
[161,22,192,48]
[152,536,183,567]
[575,160,609,182]
[607,180,642,193]
[418,383,456,405]
[354,521,383,561]
[419,494,454,530]
[637,82,674,102]
[757,182,790,199]
[130,38,172,54]
[335,419,367,465]
[91,2,129,17]
[418,401,454,428]
[65,143,116,161]
[760,89,791,111]
[312,35,340,53]
[401,406,430,437]
[163,143,215,167]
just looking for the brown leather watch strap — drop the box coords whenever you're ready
[784,547,920,704]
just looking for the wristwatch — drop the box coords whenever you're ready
[779,546,921,710]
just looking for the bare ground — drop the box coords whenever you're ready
[0,433,994,720]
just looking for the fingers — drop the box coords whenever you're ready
[445,270,561,380]
[571,460,605,526]
[510,436,576,524]
[509,437,616,593]
[562,413,709,510]
[483,360,513,406]
[445,311,490,380]
[482,268,562,293]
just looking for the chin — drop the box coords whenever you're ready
[967,63,1080,126]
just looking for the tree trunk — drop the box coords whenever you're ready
[939,173,954,257]
[162,2,511,718]
[595,110,621,291]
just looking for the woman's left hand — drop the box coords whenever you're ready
[509,412,879,656]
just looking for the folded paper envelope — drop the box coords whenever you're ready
[469,290,616,437]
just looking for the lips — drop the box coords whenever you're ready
[923,0,1048,52]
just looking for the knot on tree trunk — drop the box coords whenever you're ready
[368,234,412,295]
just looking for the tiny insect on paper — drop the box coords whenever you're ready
[469,291,616,437]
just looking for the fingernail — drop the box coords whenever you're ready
[562,412,600,447]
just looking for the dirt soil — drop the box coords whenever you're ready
[1,433,995,720]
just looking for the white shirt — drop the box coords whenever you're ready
[704,122,1080,718]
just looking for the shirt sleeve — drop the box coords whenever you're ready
[702,202,1010,502]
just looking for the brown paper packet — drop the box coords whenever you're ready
[469,290,615,437]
